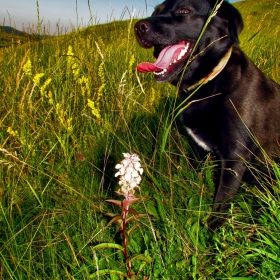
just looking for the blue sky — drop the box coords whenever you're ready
[0,0,160,34]
[0,0,243,34]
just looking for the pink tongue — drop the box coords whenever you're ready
[137,42,186,73]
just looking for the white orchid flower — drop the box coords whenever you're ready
[115,153,143,194]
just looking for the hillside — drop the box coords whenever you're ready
[0,25,48,48]
[0,26,34,47]
[0,26,29,36]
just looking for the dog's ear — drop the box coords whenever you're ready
[217,2,244,42]
[152,1,167,16]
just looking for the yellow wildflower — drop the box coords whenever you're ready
[23,59,32,76]
[66,118,73,133]
[48,91,54,104]
[128,54,135,77]
[72,62,80,78]
[87,99,101,119]
[33,73,45,85]
[67,45,74,60]
[40,78,52,97]
[97,61,106,98]
[97,83,106,98]
[78,76,90,96]
[55,103,64,125]
[7,127,18,137]
[67,45,80,78]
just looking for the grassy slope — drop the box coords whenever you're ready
[235,0,280,81]
[0,28,40,48]
[0,0,280,279]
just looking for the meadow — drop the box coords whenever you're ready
[0,0,280,279]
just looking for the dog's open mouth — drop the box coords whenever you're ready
[137,40,194,80]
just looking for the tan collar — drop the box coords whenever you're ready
[186,47,232,92]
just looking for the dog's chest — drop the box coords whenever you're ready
[186,128,212,151]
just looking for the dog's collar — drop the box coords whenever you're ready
[185,47,232,92]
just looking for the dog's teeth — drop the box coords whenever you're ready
[180,49,186,55]
[154,42,191,76]
[154,69,167,76]
[177,51,184,61]
[176,45,189,61]
[154,68,167,75]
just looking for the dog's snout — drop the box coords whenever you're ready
[134,19,153,48]
[135,20,151,33]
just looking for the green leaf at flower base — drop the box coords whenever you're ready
[125,214,147,223]
[89,269,130,279]
[127,207,140,216]
[91,242,124,252]
[105,199,122,207]
[127,223,140,237]
[105,215,123,228]
[130,253,152,263]
[105,212,118,218]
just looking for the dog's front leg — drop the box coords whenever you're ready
[208,157,247,230]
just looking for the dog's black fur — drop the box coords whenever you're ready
[134,0,280,229]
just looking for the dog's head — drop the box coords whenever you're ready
[134,0,243,83]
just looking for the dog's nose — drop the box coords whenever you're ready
[134,20,151,33]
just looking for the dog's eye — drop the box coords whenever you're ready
[179,8,191,14]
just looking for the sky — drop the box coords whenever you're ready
[0,0,243,35]
[0,0,160,34]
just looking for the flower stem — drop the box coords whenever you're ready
[121,199,133,277]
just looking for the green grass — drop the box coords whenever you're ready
[0,0,280,279]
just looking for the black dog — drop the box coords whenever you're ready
[134,0,280,229]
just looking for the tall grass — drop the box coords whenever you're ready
[0,0,280,279]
